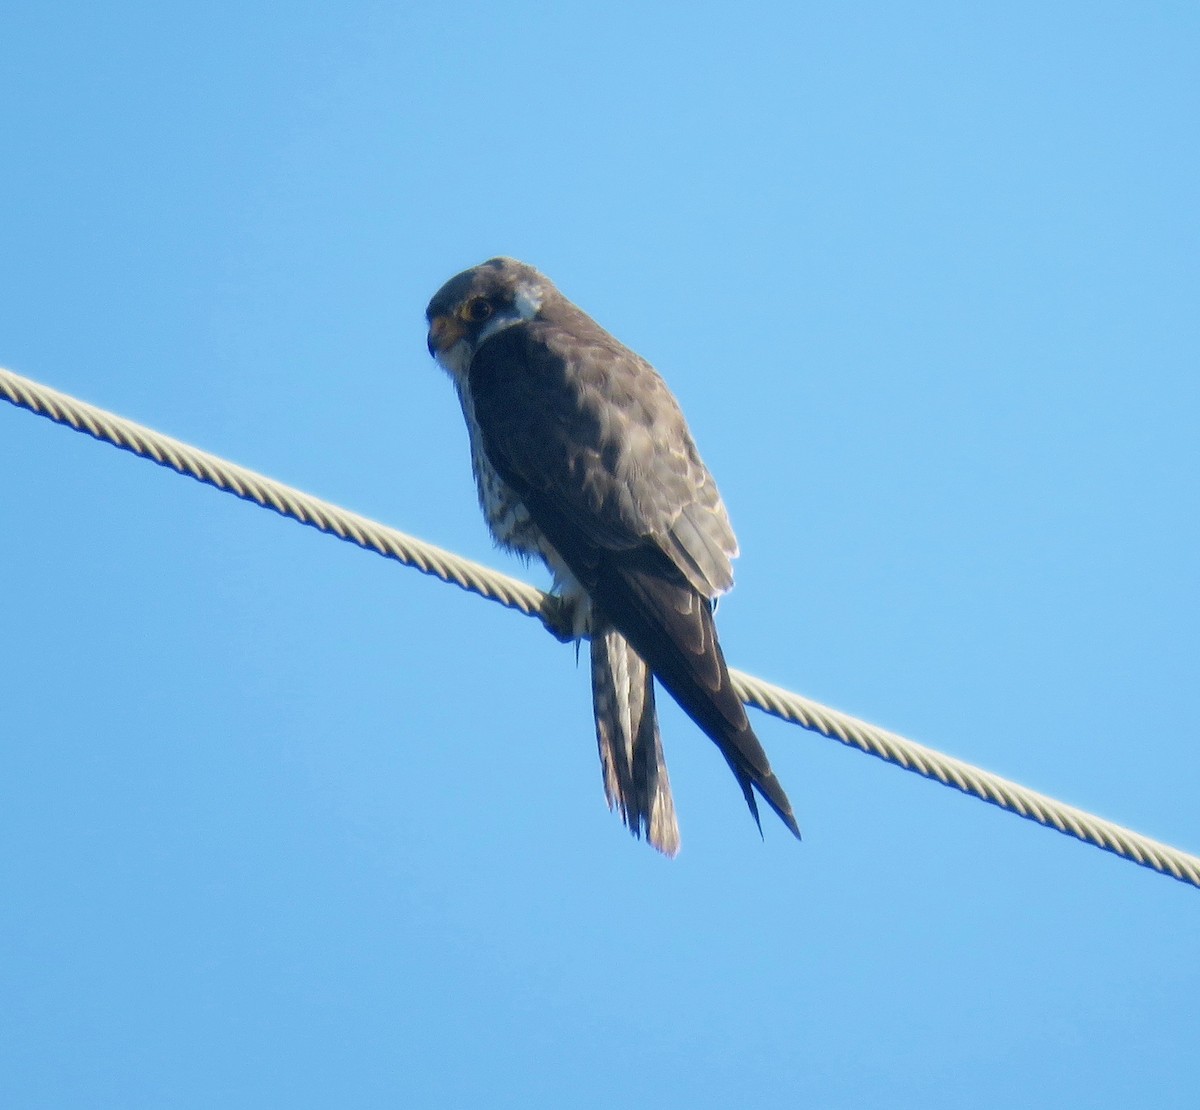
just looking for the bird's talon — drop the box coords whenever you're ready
[540,597,577,643]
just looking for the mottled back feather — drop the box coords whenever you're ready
[468,315,799,838]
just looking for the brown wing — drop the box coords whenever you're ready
[467,314,799,838]
[488,296,739,599]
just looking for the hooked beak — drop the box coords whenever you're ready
[427,314,465,358]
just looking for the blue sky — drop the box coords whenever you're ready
[2,2,1197,1106]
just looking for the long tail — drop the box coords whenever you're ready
[519,494,799,841]
[591,560,801,840]
[590,628,680,856]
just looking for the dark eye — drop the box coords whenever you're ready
[465,298,493,323]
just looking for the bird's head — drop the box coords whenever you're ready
[425,257,548,379]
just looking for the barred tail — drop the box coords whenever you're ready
[590,629,680,856]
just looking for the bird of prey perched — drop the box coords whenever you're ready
[425,258,799,854]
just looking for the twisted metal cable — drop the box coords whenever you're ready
[1,366,560,630]
[4,364,1197,889]
[731,671,1200,885]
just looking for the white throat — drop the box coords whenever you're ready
[434,339,473,383]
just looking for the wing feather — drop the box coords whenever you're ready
[470,312,735,595]
[468,315,799,838]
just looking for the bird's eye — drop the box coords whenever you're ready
[464,298,493,323]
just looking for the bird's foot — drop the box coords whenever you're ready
[540,590,592,644]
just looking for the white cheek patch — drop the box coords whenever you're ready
[513,280,543,320]
[476,312,523,347]
[475,280,544,346]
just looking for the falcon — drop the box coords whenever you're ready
[425,257,799,854]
